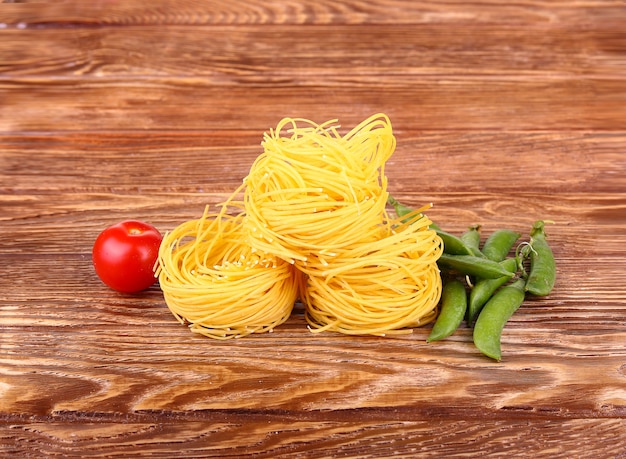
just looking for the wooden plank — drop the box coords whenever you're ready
[1,418,625,458]
[2,77,625,132]
[1,0,624,26]
[1,25,624,78]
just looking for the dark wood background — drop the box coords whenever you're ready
[1,1,625,457]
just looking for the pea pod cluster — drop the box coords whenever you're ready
[388,197,556,361]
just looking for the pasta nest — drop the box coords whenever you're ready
[157,205,302,339]
[243,115,395,263]
[299,212,442,336]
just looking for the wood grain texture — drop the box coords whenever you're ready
[2,75,625,132]
[1,0,625,457]
[1,1,624,27]
[2,132,625,195]
[1,419,625,458]
[1,25,624,78]
[1,20,625,132]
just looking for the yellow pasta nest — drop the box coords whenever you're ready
[157,204,302,339]
[244,115,395,263]
[157,114,442,339]
[300,210,442,336]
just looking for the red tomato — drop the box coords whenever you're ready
[92,220,163,293]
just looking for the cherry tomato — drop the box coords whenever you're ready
[92,220,163,293]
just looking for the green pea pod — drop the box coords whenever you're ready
[427,279,467,342]
[481,229,521,262]
[467,257,518,325]
[461,225,484,258]
[473,278,526,361]
[437,254,516,279]
[525,220,556,296]
[436,230,476,256]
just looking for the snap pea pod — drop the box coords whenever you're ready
[427,279,467,342]
[436,229,476,256]
[461,225,484,258]
[481,229,521,262]
[467,257,518,325]
[437,254,516,279]
[524,220,556,296]
[473,278,526,361]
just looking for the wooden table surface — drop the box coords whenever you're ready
[1,1,625,457]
